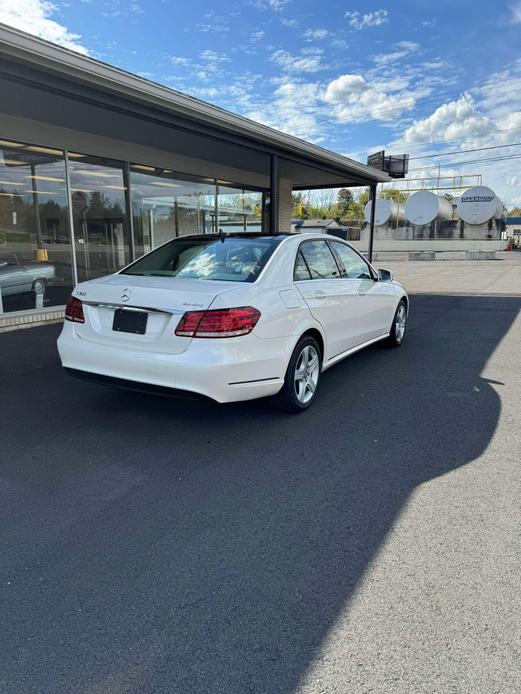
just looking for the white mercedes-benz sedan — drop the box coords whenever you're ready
[57,233,408,412]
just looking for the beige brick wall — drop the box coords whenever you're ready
[277,177,293,233]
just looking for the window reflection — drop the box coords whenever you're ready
[130,167,217,257]
[0,137,269,315]
[0,142,72,313]
[68,154,131,282]
[217,185,263,233]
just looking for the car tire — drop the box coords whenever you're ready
[33,278,46,295]
[275,335,322,413]
[385,300,407,348]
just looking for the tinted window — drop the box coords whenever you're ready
[299,241,339,280]
[122,236,279,282]
[331,242,372,280]
[294,250,311,281]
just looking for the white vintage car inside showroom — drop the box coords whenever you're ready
[57,232,408,412]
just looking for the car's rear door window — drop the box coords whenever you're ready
[294,250,312,280]
[298,240,340,280]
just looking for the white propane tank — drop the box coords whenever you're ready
[458,186,502,225]
[364,198,405,226]
[405,191,454,225]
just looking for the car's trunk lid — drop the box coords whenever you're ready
[73,274,236,354]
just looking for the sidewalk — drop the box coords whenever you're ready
[376,252,521,295]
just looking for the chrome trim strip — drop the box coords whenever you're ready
[228,376,281,385]
[83,301,183,314]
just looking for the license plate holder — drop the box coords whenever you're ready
[112,308,148,335]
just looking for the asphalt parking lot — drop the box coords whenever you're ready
[1,294,521,693]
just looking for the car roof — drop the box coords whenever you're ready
[176,233,297,240]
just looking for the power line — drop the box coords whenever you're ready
[394,123,521,152]
[354,123,521,160]
[410,140,521,160]
[359,73,521,121]
[409,152,521,171]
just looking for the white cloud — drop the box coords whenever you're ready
[245,78,325,141]
[400,94,493,145]
[345,9,388,30]
[271,48,325,73]
[0,0,88,53]
[101,1,143,19]
[199,49,230,63]
[373,41,419,66]
[324,73,425,123]
[303,28,329,40]
[254,0,290,9]
[281,18,298,27]
[196,11,230,33]
[171,56,191,66]
[510,1,521,23]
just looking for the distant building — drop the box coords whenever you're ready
[292,218,361,240]
[504,217,521,241]
[292,219,344,233]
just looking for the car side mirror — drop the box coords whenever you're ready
[377,268,393,282]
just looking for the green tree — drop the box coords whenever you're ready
[291,192,308,219]
[335,188,353,217]
[507,206,521,216]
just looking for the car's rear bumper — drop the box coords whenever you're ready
[57,323,287,403]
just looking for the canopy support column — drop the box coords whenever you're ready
[269,154,279,235]
[368,183,377,263]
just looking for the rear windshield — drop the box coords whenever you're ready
[121,236,280,282]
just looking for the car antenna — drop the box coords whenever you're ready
[219,227,225,243]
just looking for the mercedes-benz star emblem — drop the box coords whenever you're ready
[121,288,131,302]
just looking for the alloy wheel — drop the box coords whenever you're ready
[395,304,407,343]
[294,344,320,404]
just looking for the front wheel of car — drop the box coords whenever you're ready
[32,278,46,295]
[275,335,322,413]
[385,300,407,348]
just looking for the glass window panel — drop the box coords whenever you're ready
[122,236,280,282]
[69,154,131,282]
[294,250,311,281]
[216,185,264,233]
[299,240,340,280]
[130,166,217,257]
[330,241,372,279]
[0,140,73,313]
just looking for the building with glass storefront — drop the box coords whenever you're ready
[0,23,387,329]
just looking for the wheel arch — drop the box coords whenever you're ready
[301,328,325,363]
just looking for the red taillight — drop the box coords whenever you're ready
[175,306,260,338]
[65,296,85,323]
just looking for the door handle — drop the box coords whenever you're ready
[314,290,327,299]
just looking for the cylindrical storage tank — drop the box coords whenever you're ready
[458,186,502,225]
[405,191,454,225]
[364,198,405,226]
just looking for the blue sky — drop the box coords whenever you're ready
[3,0,521,204]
